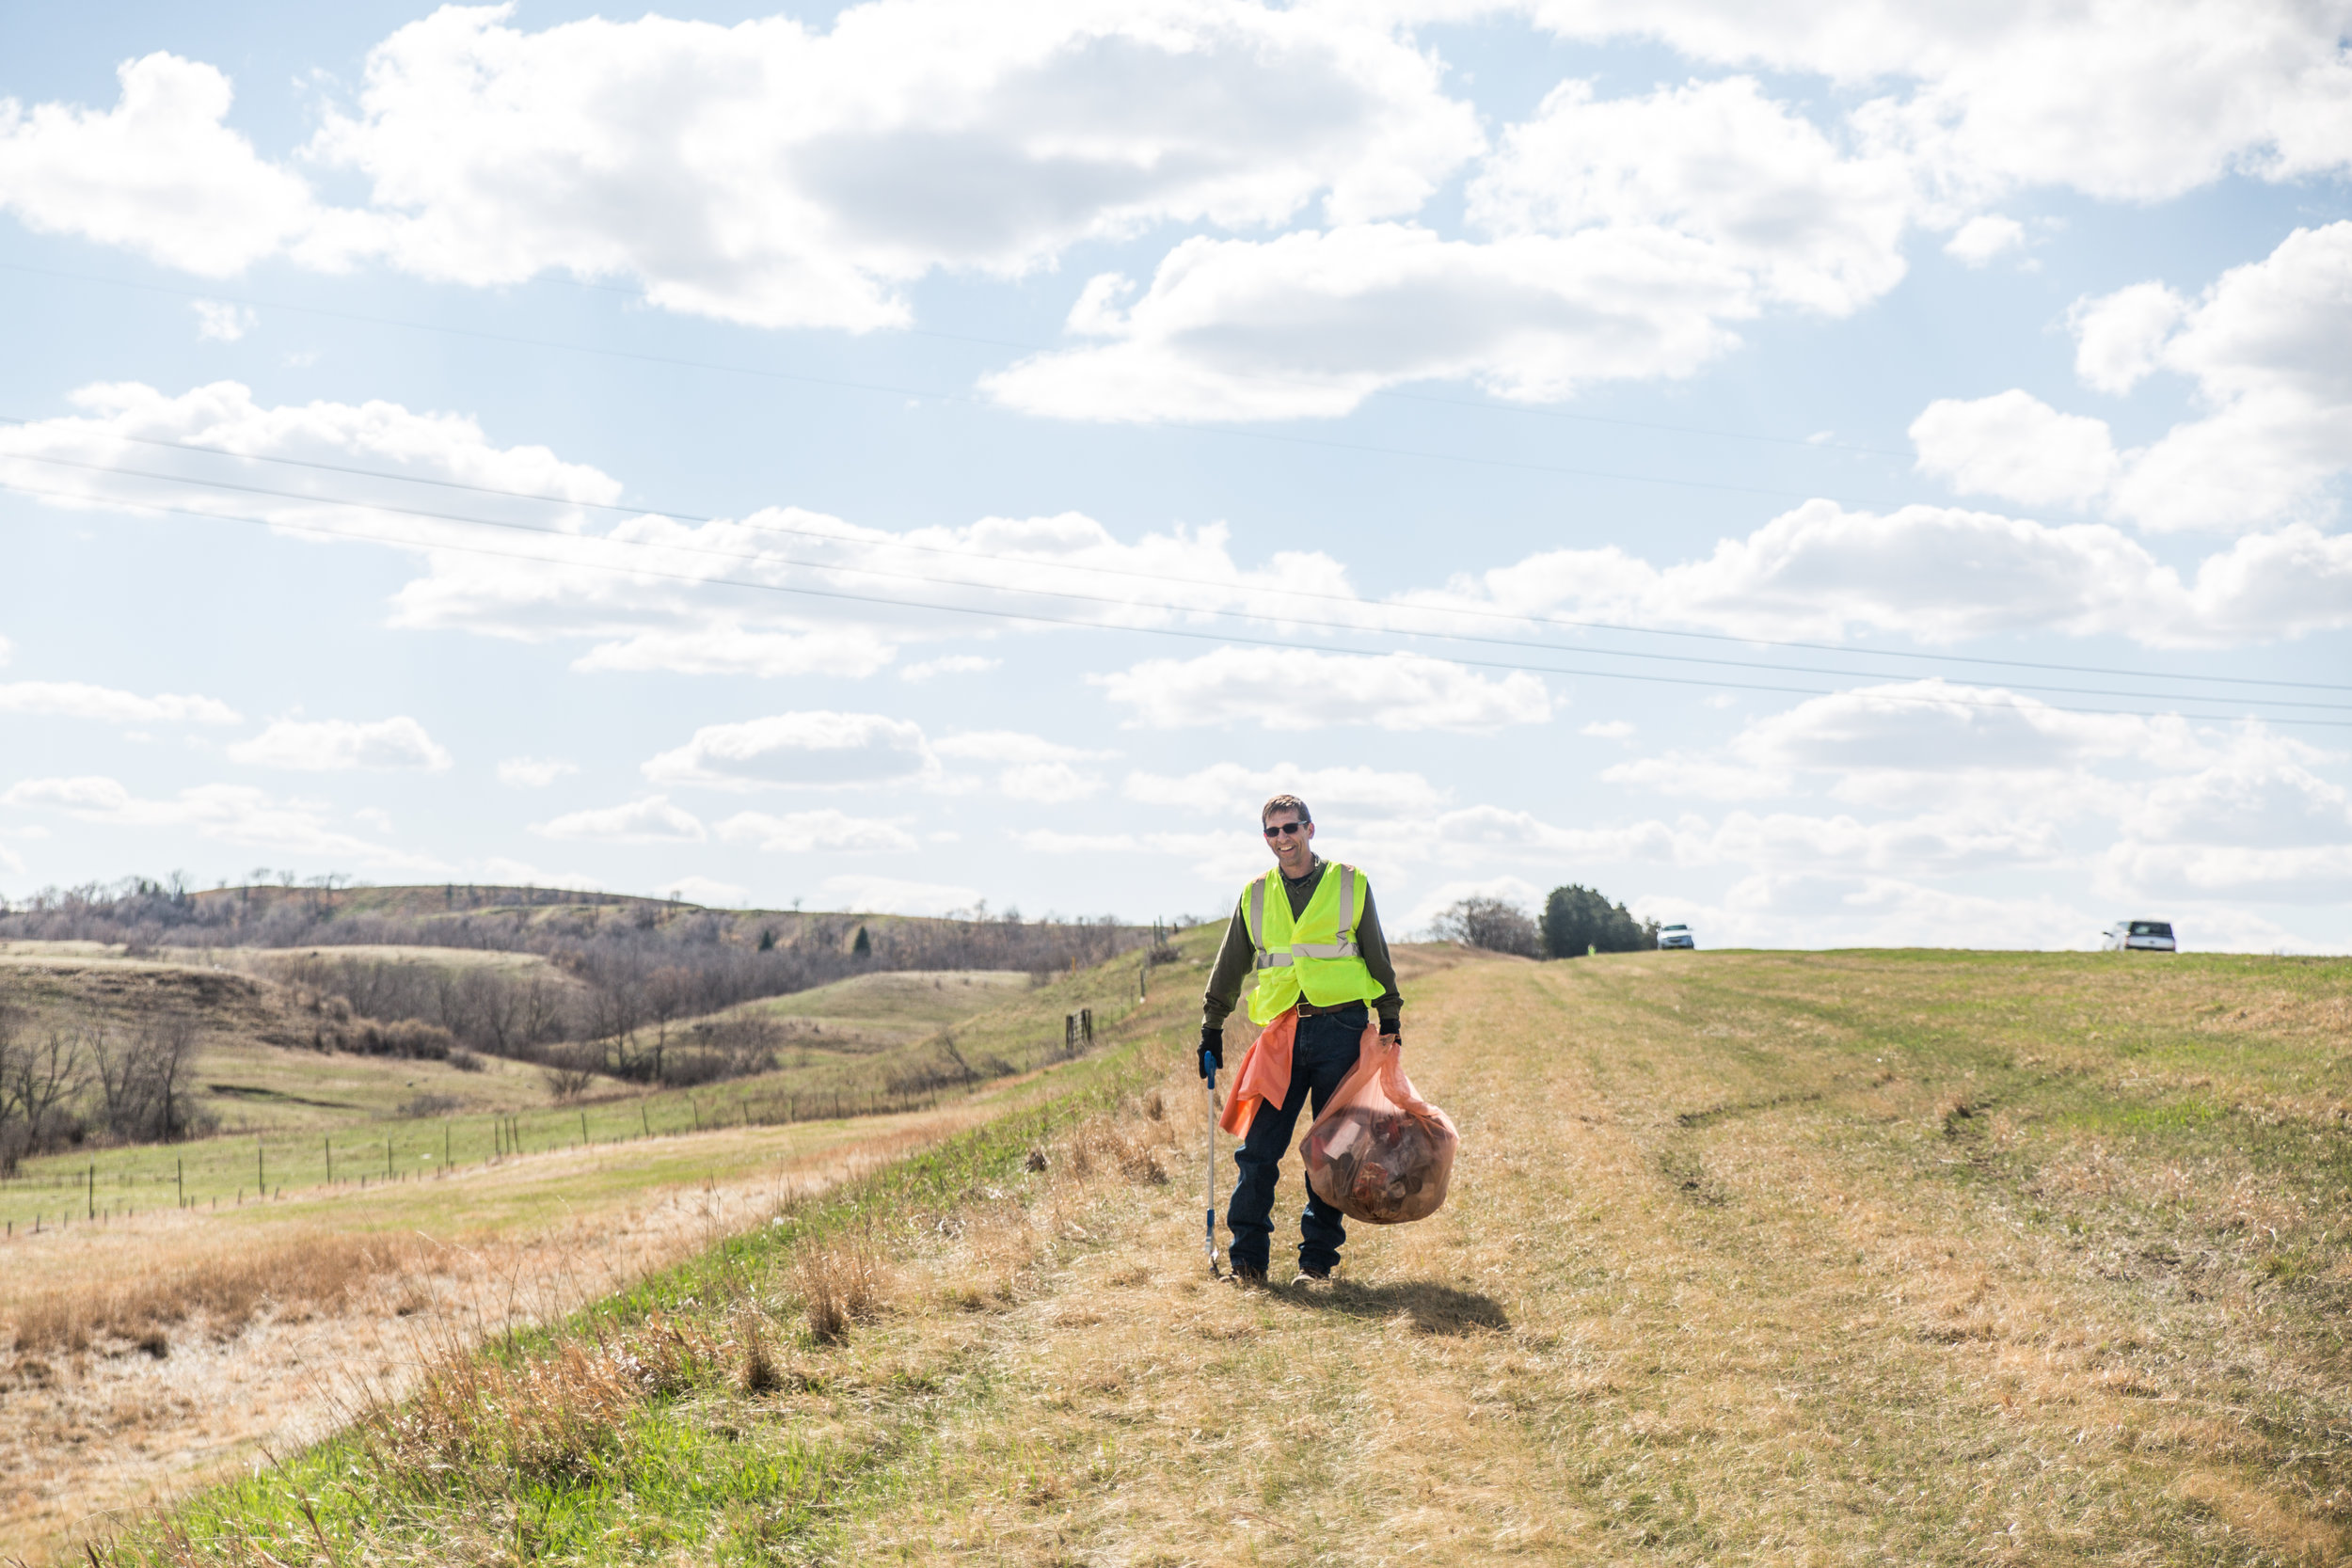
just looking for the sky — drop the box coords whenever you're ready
[0,0,2348,950]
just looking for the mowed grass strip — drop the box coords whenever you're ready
[99,948,2350,1567]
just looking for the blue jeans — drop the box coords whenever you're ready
[1227,1007,1366,1275]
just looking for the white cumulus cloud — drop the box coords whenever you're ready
[2106,222,2352,532]
[479,856,605,892]
[228,716,453,772]
[898,654,1000,681]
[192,299,256,341]
[497,756,578,789]
[0,54,348,275]
[1092,647,1552,731]
[1468,75,1915,315]
[0,681,240,725]
[1920,224,2352,533]
[660,875,751,906]
[1943,214,2026,266]
[818,873,984,916]
[1511,0,2352,203]
[1596,681,2352,914]
[3,7,1485,325]
[530,796,707,843]
[931,731,1110,800]
[993,763,1104,803]
[571,624,898,679]
[718,808,919,853]
[1123,761,1449,817]
[643,711,937,790]
[930,730,1105,764]
[0,774,440,869]
[0,380,622,550]
[1909,390,2121,510]
[986,222,1754,420]
[2069,281,2187,395]
[1401,498,2352,648]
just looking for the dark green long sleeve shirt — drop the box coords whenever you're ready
[1200,856,1402,1036]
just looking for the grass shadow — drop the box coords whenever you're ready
[1277,1278,1511,1337]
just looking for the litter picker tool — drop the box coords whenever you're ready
[1203,1047,1221,1278]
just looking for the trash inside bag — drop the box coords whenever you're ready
[1301,1031,1458,1225]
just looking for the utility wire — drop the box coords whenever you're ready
[4,475,2344,730]
[9,450,2350,714]
[5,422,2344,696]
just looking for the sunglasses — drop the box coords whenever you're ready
[1262,820,1309,837]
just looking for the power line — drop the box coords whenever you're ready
[5,475,2344,730]
[9,450,2350,714]
[6,420,2344,696]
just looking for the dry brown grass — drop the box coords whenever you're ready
[776,950,2352,1566]
[794,1236,893,1343]
[358,1314,715,1487]
[7,1231,437,1355]
[0,1104,998,1564]
[51,945,2352,1567]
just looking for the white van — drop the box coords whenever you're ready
[2103,920,2176,953]
[1659,923,1695,950]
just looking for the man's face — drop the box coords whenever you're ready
[1263,810,1314,872]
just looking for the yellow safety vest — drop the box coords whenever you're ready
[1242,861,1387,1025]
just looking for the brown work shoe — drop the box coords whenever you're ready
[1228,1264,1267,1286]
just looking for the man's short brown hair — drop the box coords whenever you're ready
[1261,794,1311,824]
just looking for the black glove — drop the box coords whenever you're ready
[1380,1024,1402,1045]
[1199,1024,1224,1079]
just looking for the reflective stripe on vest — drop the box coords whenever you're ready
[1248,863,1361,966]
[1287,863,1362,957]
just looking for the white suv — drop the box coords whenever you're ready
[2103,919,2176,953]
[1659,923,1695,950]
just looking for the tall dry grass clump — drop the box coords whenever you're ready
[794,1238,891,1343]
[358,1314,715,1488]
[7,1230,437,1354]
[1062,1118,1171,1187]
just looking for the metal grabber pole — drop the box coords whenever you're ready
[1203,1047,1221,1278]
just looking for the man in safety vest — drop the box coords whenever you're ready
[1200,793,1402,1283]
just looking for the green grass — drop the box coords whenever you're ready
[107,971,1187,1565]
[723,968,1035,1041]
[0,938,1170,1229]
[89,942,2352,1568]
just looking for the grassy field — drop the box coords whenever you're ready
[0,947,1162,1231]
[80,943,2352,1567]
[723,969,1036,1046]
[0,936,1198,1564]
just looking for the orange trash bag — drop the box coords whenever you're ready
[1301,1028,1458,1225]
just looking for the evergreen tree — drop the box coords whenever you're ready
[1541,884,1660,958]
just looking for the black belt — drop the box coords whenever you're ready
[1296,1000,1368,1019]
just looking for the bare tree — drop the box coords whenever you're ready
[541,1053,598,1101]
[92,1013,205,1141]
[0,1007,94,1167]
[1432,895,1542,958]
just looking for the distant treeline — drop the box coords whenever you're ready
[0,879,1155,1111]
[1433,885,1660,958]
